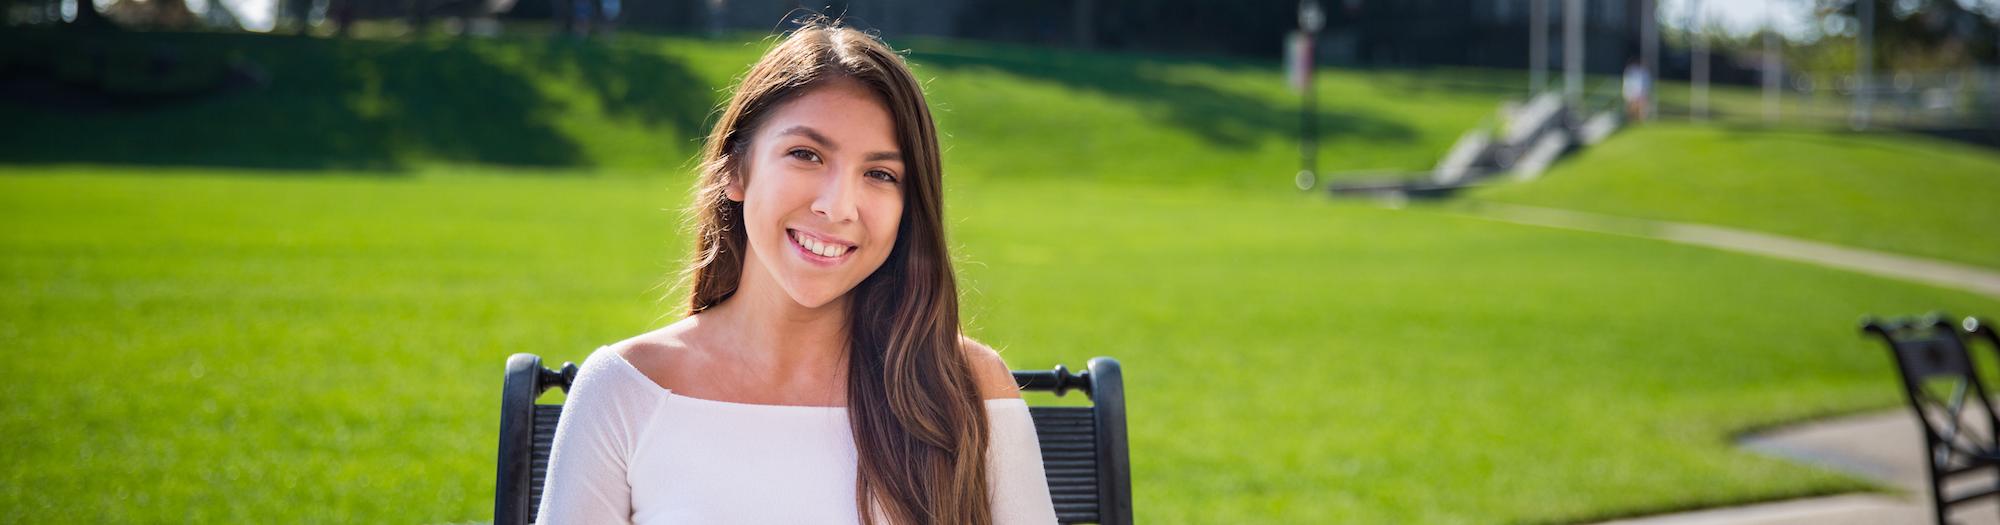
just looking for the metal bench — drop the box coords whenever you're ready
[495,353,1131,524]
[1864,314,2000,525]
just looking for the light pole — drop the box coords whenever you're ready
[1531,0,1548,95]
[1690,0,1709,121]
[1296,0,1325,190]
[1764,1,1781,123]
[1642,0,1658,119]
[1564,0,1583,109]
[1853,0,1873,130]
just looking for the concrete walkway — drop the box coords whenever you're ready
[1451,203,2000,523]
[1593,494,1924,525]
[1461,202,2000,300]
[1595,408,2000,525]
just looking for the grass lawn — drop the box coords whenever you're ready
[8,168,1999,523]
[5,28,1999,523]
[1469,123,2000,269]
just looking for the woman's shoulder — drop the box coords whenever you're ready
[959,336,1022,401]
[601,317,706,394]
[562,344,659,398]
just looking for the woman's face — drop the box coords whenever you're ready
[730,79,906,310]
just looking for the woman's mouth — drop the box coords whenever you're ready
[788,229,856,262]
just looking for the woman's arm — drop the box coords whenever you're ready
[535,349,646,524]
[986,400,1058,524]
[962,336,1058,523]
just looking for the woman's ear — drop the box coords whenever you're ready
[724,174,745,203]
[722,155,747,202]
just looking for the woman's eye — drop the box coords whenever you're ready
[866,170,898,183]
[788,149,820,163]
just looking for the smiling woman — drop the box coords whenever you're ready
[531,19,1057,525]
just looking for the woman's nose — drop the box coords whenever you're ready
[811,170,859,223]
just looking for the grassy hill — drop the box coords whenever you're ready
[5,27,1999,523]
[1470,123,2000,269]
[0,28,1514,185]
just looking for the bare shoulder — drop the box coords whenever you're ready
[608,317,706,392]
[959,335,1021,400]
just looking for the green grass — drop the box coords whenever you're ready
[1470,123,2000,269]
[7,168,1997,523]
[0,168,681,521]
[6,28,2000,524]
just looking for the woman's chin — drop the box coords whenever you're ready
[779,283,849,310]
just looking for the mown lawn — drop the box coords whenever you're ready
[4,28,1998,524]
[8,168,1998,523]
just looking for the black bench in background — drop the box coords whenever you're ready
[495,353,1132,524]
[1864,314,2000,525]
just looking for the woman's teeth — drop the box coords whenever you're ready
[794,231,849,258]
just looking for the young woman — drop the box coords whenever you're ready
[534,21,1058,524]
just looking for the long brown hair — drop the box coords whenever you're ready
[680,21,992,525]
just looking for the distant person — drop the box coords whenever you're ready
[1623,56,1651,122]
[533,19,1059,524]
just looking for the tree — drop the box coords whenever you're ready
[1817,0,2000,69]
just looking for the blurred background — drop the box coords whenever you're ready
[4,0,2000,523]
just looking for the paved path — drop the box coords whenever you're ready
[1595,408,2000,525]
[1462,203,2000,300]
[1452,203,2000,523]
[1592,494,1924,525]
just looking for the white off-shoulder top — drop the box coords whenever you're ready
[534,347,1058,524]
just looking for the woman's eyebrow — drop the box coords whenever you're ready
[776,125,901,163]
[775,125,836,149]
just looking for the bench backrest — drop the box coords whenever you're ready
[495,354,1131,525]
[1863,314,2000,522]
[1864,315,2000,459]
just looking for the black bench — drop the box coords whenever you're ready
[1864,314,2000,525]
[494,353,1132,524]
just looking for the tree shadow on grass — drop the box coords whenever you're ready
[0,30,712,174]
[904,43,1418,150]
[516,38,719,141]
